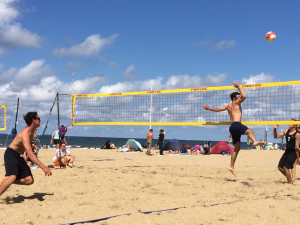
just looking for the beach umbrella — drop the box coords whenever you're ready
[163,139,187,153]
[125,139,143,151]
[210,141,234,155]
[192,145,203,153]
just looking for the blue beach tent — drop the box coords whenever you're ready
[163,139,187,153]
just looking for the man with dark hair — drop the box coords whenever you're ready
[146,129,154,155]
[158,129,165,156]
[0,112,52,196]
[274,120,300,184]
[203,81,264,176]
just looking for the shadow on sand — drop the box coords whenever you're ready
[8,192,54,204]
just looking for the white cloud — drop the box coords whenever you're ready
[0,0,42,50]
[194,38,213,46]
[241,73,277,84]
[99,73,227,93]
[108,61,118,68]
[211,39,236,50]
[164,73,226,89]
[0,0,19,27]
[51,34,119,57]
[0,59,106,104]
[122,64,138,79]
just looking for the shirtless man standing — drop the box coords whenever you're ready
[0,112,52,196]
[146,129,154,155]
[203,81,264,176]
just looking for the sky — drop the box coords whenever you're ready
[0,0,300,143]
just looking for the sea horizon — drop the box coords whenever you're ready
[0,134,284,150]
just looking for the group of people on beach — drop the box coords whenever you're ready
[146,128,165,156]
[1,80,300,198]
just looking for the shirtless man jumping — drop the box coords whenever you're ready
[203,81,265,176]
[0,112,52,196]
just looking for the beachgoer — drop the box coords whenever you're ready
[102,140,115,149]
[53,143,75,168]
[203,81,265,176]
[273,120,300,184]
[158,129,165,155]
[33,130,40,143]
[50,125,67,149]
[185,143,190,150]
[291,117,300,182]
[146,129,154,155]
[0,112,52,196]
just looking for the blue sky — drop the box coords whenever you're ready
[0,0,299,143]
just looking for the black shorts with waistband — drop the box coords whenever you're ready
[4,147,32,180]
[229,122,249,145]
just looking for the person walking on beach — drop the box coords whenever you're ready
[203,81,264,176]
[158,129,165,155]
[50,125,67,149]
[273,120,300,184]
[146,129,154,155]
[0,112,52,196]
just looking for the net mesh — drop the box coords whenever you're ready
[71,81,300,126]
[0,105,6,130]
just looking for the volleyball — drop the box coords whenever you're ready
[266,31,276,42]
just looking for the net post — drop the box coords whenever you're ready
[57,92,62,169]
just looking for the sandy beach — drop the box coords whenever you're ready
[1,148,300,225]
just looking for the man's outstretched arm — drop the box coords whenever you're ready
[203,104,228,112]
[273,125,286,139]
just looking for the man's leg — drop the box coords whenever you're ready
[13,176,34,185]
[245,129,265,146]
[0,175,16,196]
[292,159,297,183]
[283,167,292,184]
[278,167,286,177]
[228,141,240,176]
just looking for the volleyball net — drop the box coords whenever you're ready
[71,80,300,126]
[0,105,6,130]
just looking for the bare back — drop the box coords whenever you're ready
[227,102,242,123]
[8,126,35,155]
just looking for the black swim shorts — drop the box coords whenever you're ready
[4,147,32,180]
[229,122,249,145]
[53,139,60,144]
[278,152,296,169]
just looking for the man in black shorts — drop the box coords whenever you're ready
[203,81,265,176]
[0,112,52,196]
[273,120,300,184]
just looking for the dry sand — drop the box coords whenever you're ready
[0,148,300,225]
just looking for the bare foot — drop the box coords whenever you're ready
[292,177,296,183]
[228,167,236,177]
[253,141,265,146]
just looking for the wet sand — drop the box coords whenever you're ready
[0,148,300,225]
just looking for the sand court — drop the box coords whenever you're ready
[1,148,300,224]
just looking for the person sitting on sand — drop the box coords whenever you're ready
[102,140,116,149]
[53,143,75,168]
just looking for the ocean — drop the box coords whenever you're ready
[0,134,264,150]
